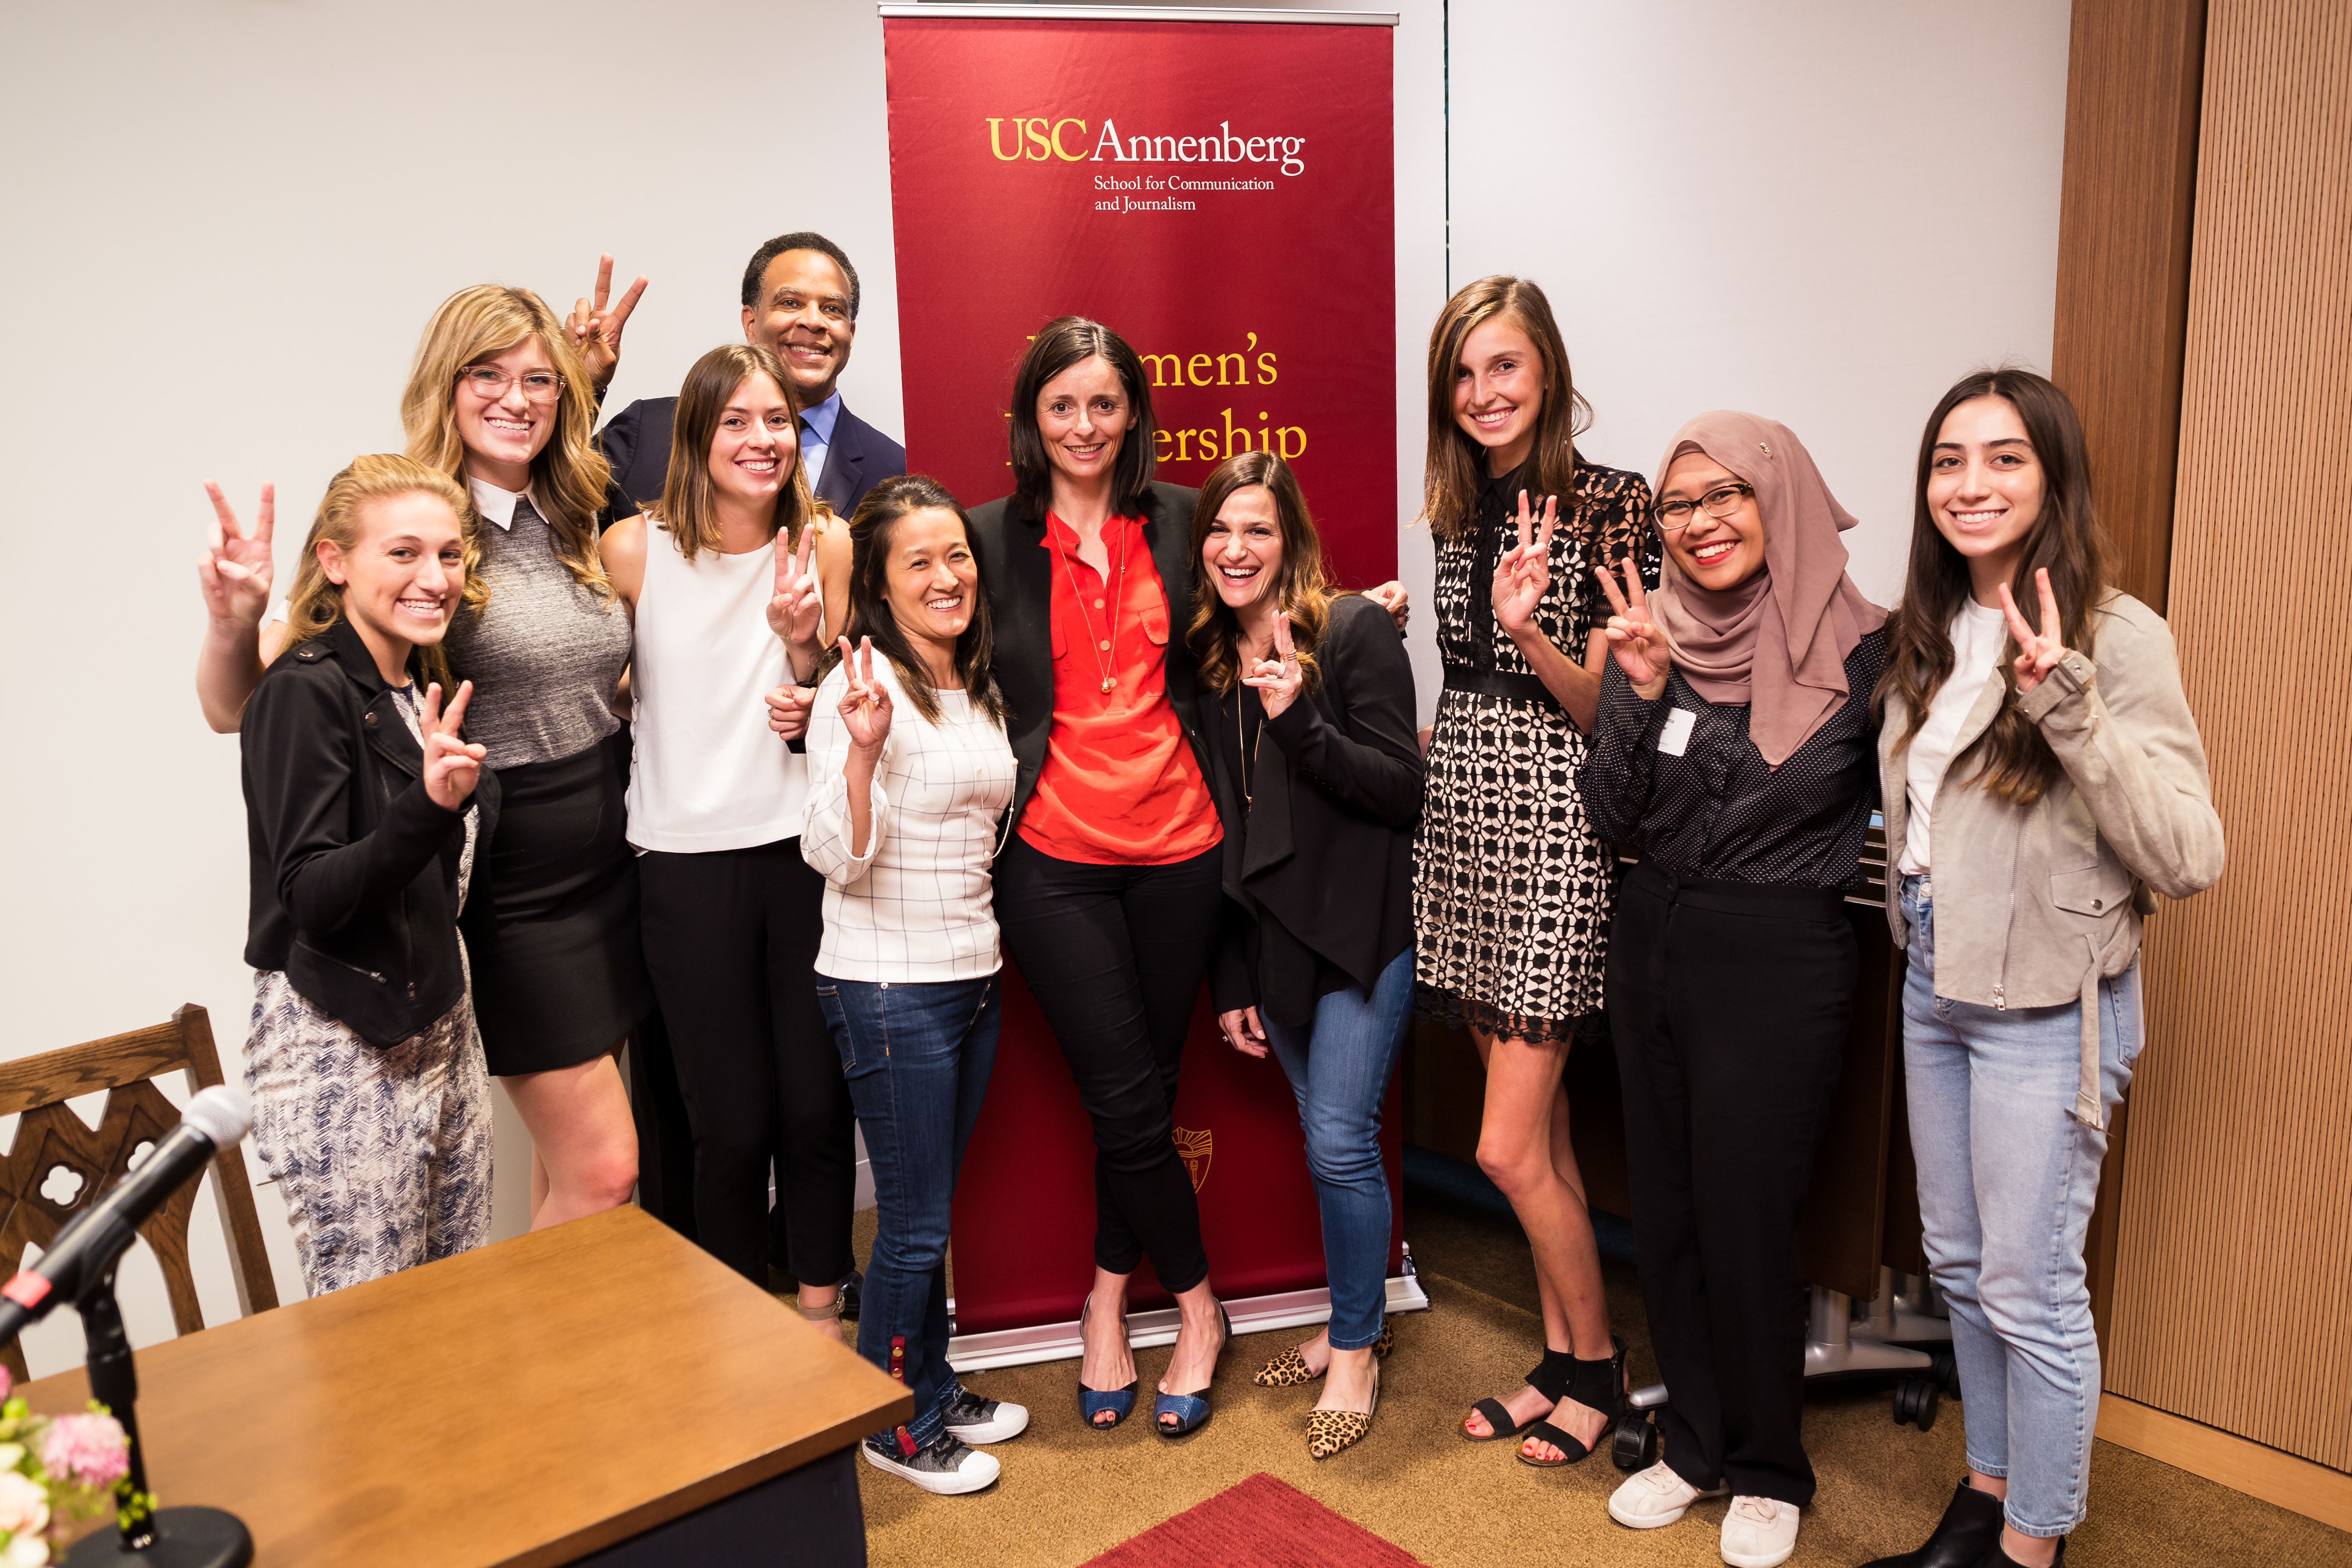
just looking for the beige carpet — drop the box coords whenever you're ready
[787,1192,2352,1568]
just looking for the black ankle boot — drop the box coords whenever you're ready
[1979,1537,2064,1567]
[1857,1477,2004,1568]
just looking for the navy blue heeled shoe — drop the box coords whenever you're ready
[1154,1301,1232,1439]
[1078,1292,1137,1430]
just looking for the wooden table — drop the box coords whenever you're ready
[22,1205,909,1567]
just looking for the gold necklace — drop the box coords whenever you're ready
[1057,516,1129,696]
[1237,685,1261,805]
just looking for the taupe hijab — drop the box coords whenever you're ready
[1649,411,1886,768]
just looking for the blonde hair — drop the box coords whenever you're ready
[652,343,815,560]
[399,284,613,605]
[282,455,475,691]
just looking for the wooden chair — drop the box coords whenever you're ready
[0,1004,279,1384]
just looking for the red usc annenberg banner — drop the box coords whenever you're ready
[882,9,1399,1338]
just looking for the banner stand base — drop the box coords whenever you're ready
[946,1244,1433,1373]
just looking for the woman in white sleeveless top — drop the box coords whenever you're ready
[600,343,858,1326]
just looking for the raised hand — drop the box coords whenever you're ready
[1216,1005,1268,1059]
[1999,567,2069,695]
[1239,614,1305,720]
[764,682,814,741]
[1491,490,1558,637]
[1364,578,1411,631]
[567,254,648,391]
[198,480,275,627]
[419,681,487,811]
[766,524,825,658]
[836,637,894,751]
[1594,557,1669,699]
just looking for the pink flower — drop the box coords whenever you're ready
[0,1368,12,1402]
[39,1415,126,1491]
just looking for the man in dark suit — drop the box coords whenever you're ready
[594,231,906,521]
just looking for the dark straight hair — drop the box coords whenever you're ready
[1872,367,2113,805]
[839,474,1007,729]
[1421,275,1592,543]
[654,343,813,560]
[1006,315,1159,521]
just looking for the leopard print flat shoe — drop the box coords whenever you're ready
[1255,1320,1397,1388]
[1306,1367,1381,1461]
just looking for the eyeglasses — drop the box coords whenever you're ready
[1654,481,1754,534]
[456,365,565,403]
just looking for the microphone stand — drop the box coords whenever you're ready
[61,1268,251,1568]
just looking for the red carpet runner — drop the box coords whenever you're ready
[1079,1473,1430,1568]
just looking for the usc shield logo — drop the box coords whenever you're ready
[1175,1126,1213,1192]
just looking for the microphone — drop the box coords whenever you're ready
[0,1085,252,1346]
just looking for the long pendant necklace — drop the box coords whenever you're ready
[1059,516,1129,696]
[1237,687,1261,806]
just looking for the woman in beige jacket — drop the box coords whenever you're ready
[1863,370,2223,1568]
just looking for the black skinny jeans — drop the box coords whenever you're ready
[638,838,856,1289]
[994,836,1223,1292]
[1608,862,1856,1507]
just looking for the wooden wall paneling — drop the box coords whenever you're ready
[2106,0,2352,1474]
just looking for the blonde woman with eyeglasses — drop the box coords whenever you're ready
[196,285,646,1233]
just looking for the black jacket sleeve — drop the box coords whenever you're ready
[244,669,465,937]
[1262,597,1424,830]
[1210,901,1255,1014]
[1577,658,1672,849]
[598,398,646,523]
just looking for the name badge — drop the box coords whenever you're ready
[1658,709,1697,756]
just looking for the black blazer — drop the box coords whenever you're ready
[597,394,907,521]
[1202,594,1423,1020]
[241,616,500,1047]
[966,481,1213,853]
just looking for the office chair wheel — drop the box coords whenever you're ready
[1893,1375,1941,1431]
[1610,1409,1658,1470]
[1929,1348,1960,1397]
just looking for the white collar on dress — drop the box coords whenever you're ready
[467,475,537,531]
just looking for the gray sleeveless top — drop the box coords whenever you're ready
[441,491,631,769]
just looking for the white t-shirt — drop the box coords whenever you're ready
[1898,597,2009,876]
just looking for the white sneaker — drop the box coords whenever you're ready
[861,1427,1001,1495]
[1720,1494,1800,1568]
[1608,1460,1730,1529]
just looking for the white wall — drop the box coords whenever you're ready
[0,0,2064,1375]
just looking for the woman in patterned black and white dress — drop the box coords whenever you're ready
[1414,276,1659,1468]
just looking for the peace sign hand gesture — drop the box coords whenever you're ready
[420,681,487,812]
[836,637,894,753]
[1594,558,1670,700]
[1999,567,2070,695]
[199,480,275,628]
[767,524,825,663]
[1239,615,1305,720]
[1491,490,1558,638]
[567,254,648,392]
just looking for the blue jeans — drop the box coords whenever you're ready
[817,974,1003,1448]
[1260,947,1414,1350]
[1900,877,2141,1539]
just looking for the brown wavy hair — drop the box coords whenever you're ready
[1007,316,1159,520]
[282,455,476,693]
[651,343,815,560]
[1421,276,1592,543]
[1873,368,2113,805]
[399,284,611,608]
[1186,450,1335,698]
[836,474,1007,729]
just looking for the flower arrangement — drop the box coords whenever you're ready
[0,1370,135,1567]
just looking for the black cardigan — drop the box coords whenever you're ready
[1201,594,1423,1023]
[241,616,500,1047]
[965,481,1214,852]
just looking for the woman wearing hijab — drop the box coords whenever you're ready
[1577,413,1886,1568]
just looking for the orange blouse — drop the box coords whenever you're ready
[1015,512,1224,867]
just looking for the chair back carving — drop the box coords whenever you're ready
[0,1004,279,1383]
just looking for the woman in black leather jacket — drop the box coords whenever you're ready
[239,454,500,1295]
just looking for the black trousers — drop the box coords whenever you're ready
[1608,862,1855,1507]
[639,838,855,1288]
[994,836,1223,1292]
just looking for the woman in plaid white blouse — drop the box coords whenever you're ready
[802,475,1029,1497]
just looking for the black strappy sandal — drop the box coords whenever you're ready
[1461,1347,1572,1442]
[1516,1332,1627,1467]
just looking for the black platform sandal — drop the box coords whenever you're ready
[1460,1346,1572,1442]
[1515,1332,1626,1468]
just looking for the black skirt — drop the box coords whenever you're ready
[469,732,650,1075]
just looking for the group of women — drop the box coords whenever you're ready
[200,263,2222,1568]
